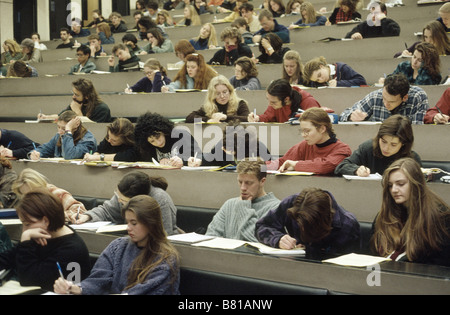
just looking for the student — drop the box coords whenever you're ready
[189,23,218,50]
[208,27,253,66]
[96,22,115,44]
[345,2,400,39]
[69,45,96,75]
[178,5,202,26]
[125,58,171,93]
[83,118,135,162]
[0,129,37,159]
[253,32,290,64]
[6,60,38,77]
[248,79,321,123]
[339,74,429,124]
[122,33,144,55]
[256,188,360,257]
[31,33,47,51]
[108,44,141,72]
[388,43,442,86]
[285,0,302,15]
[206,159,281,242]
[424,87,450,124]
[200,120,272,167]
[109,12,128,33]
[20,38,43,63]
[133,112,202,166]
[86,9,107,28]
[231,18,254,45]
[281,50,304,85]
[70,19,91,38]
[39,78,112,123]
[266,107,351,174]
[157,10,174,27]
[87,34,107,57]
[371,158,450,267]
[0,189,91,291]
[145,1,161,20]
[437,2,450,32]
[29,110,97,161]
[288,2,327,28]
[215,0,247,23]
[394,21,450,58]
[55,195,180,295]
[73,171,179,236]
[268,0,286,17]
[303,56,367,87]
[335,115,422,177]
[56,28,74,49]
[12,168,87,222]
[162,53,217,92]
[326,0,361,25]
[1,39,23,63]
[174,40,196,67]
[229,56,261,91]
[186,75,250,123]
[239,2,261,32]
[193,0,214,15]
[142,28,174,53]
[253,9,290,44]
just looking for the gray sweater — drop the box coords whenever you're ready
[85,186,179,235]
[206,192,280,242]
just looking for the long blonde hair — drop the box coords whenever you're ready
[12,168,49,197]
[300,2,321,24]
[203,75,244,118]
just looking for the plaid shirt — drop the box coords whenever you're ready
[339,86,429,124]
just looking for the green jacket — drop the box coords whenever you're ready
[69,59,97,75]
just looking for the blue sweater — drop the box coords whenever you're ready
[130,72,172,93]
[36,131,97,160]
[80,237,180,295]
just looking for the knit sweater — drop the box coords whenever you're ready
[266,138,351,174]
[80,237,180,295]
[206,192,281,242]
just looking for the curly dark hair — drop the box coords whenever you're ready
[134,112,174,154]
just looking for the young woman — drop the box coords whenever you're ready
[178,5,201,26]
[126,58,171,93]
[96,22,115,44]
[31,33,48,51]
[189,23,218,50]
[395,21,450,58]
[6,60,38,77]
[12,168,87,222]
[335,115,422,177]
[254,32,290,64]
[289,2,327,28]
[54,195,180,295]
[20,38,43,63]
[285,0,302,15]
[39,78,112,123]
[303,56,367,87]
[256,187,360,257]
[281,50,304,85]
[109,12,128,33]
[229,56,261,90]
[29,110,97,161]
[371,158,450,267]
[162,53,217,92]
[137,17,166,41]
[133,112,201,167]
[185,75,250,123]
[265,107,351,174]
[0,189,91,291]
[424,87,450,124]
[174,39,196,67]
[83,118,135,162]
[390,42,441,86]
[1,39,23,64]
[157,10,174,27]
[142,28,174,54]
[248,79,321,123]
[208,27,253,66]
[326,0,361,25]
[86,9,107,28]
[268,0,286,17]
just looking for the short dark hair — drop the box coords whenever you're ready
[77,44,91,57]
[60,28,70,34]
[267,78,292,105]
[122,33,138,44]
[240,2,254,12]
[118,171,151,197]
[384,74,410,98]
[373,114,414,159]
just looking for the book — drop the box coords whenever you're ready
[168,232,215,244]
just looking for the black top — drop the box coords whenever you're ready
[0,129,38,159]
[97,139,136,161]
[60,102,112,123]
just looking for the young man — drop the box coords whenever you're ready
[339,74,429,124]
[253,9,290,44]
[206,159,281,242]
[108,44,141,72]
[72,171,179,236]
[239,2,260,33]
[69,45,96,75]
[87,34,107,57]
[345,2,400,39]
[56,28,73,49]
[109,12,128,33]
[70,19,91,38]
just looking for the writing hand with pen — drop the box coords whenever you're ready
[279,234,305,250]
[356,165,371,177]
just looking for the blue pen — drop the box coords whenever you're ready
[6,141,11,149]
[56,262,64,279]
[32,142,37,150]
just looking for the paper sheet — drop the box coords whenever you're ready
[322,253,391,267]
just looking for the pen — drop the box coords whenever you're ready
[284,226,290,236]
[436,105,443,115]
[404,42,408,49]
[32,142,37,150]
[76,204,81,220]
[56,262,64,279]
[6,141,12,149]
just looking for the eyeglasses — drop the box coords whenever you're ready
[215,90,230,97]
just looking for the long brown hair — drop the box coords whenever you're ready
[414,42,441,82]
[121,195,179,292]
[371,158,450,261]
[72,78,103,119]
[57,110,88,147]
[106,118,135,146]
[173,53,217,89]
[423,20,450,55]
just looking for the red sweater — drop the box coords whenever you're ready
[424,87,450,124]
[266,139,352,175]
[258,88,321,123]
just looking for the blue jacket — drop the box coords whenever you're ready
[254,19,290,43]
[36,131,97,160]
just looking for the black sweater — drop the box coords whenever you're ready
[0,129,38,159]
